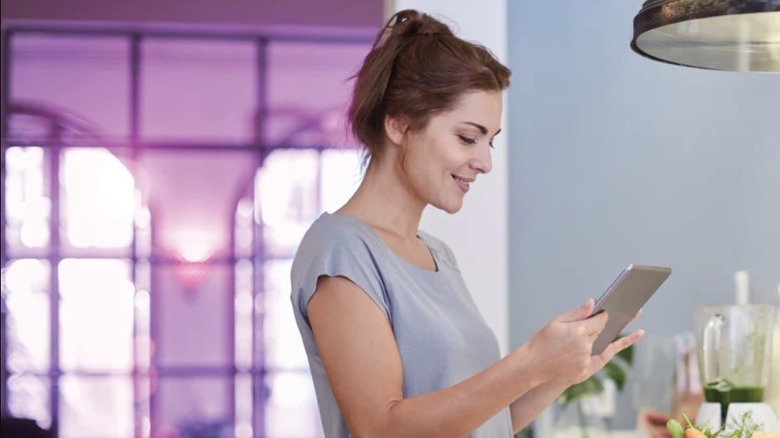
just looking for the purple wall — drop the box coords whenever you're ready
[1,0,382,29]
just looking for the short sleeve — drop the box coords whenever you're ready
[290,222,390,329]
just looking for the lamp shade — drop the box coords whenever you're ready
[631,0,780,72]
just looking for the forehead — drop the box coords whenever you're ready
[435,90,503,131]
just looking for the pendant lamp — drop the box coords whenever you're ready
[631,0,780,72]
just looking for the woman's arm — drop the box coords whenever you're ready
[509,381,570,433]
[507,328,643,433]
[308,275,627,438]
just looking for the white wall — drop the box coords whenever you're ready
[388,0,510,353]
[507,0,780,431]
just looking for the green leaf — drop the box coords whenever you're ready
[615,334,634,365]
[556,332,637,406]
[601,361,628,390]
[666,419,684,438]
[557,376,604,405]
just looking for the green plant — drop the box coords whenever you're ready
[553,337,635,438]
[556,336,635,405]
[666,412,761,438]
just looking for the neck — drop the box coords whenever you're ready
[338,153,425,240]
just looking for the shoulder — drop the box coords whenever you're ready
[295,213,375,259]
[291,213,390,322]
[291,213,385,288]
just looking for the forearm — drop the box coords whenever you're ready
[509,381,570,434]
[376,345,544,438]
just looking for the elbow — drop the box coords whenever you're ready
[349,402,404,438]
[348,401,421,438]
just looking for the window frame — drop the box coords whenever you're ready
[0,26,370,438]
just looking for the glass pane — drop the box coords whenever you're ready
[256,150,319,257]
[320,148,362,214]
[235,259,253,370]
[59,376,133,438]
[235,373,253,438]
[4,147,51,253]
[265,371,320,438]
[60,148,135,252]
[234,198,254,258]
[59,259,134,371]
[4,259,51,372]
[135,373,153,438]
[11,34,130,140]
[155,264,232,367]
[264,259,307,370]
[265,41,369,148]
[140,39,256,143]
[7,374,51,429]
[154,377,232,437]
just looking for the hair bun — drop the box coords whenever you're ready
[393,9,450,37]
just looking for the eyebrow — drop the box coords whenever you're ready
[462,121,501,137]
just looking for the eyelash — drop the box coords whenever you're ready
[458,135,476,145]
[458,135,495,149]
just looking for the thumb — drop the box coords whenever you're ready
[558,298,595,322]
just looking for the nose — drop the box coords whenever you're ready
[469,143,492,174]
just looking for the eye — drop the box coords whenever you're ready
[457,135,476,145]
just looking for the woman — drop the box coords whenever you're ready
[290,9,643,437]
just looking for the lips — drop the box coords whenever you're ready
[452,175,473,193]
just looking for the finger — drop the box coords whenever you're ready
[581,310,608,335]
[626,308,643,326]
[599,328,645,360]
[558,298,595,322]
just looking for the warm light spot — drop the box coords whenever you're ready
[176,232,215,262]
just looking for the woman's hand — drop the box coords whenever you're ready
[524,299,644,386]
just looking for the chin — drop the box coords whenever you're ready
[435,200,464,214]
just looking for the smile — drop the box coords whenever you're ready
[452,175,472,193]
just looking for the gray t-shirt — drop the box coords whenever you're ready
[290,212,513,437]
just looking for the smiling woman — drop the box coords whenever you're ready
[289,8,645,438]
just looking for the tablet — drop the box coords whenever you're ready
[590,264,672,355]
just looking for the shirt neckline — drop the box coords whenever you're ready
[323,212,441,274]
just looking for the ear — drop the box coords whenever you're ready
[383,114,408,146]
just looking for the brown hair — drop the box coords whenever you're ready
[348,9,511,162]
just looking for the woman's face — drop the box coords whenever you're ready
[395,90,503,214]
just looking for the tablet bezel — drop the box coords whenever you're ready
[590,264,672,355]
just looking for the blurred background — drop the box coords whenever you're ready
[1,0,778,437]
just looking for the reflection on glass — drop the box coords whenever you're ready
[59,376,133,438]
[4,259,50,372]
[59,259,134,371]
[61,148,135,249]
[5,147,50,250]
